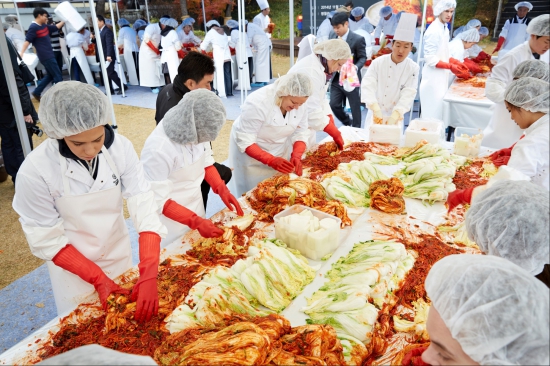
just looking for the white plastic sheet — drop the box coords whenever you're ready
[443,79,494,129]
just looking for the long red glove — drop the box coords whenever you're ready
[474,51,491,62]
[204,165,244,215]
[463,58,483,74]
[130,232,160,323]
[375,38,380,45]
[163,199,224,237]
[436,61,472,79]
[290,141,307,176]
[146,41,160,55]
[489,135,523,166]
[245,143,294,174]
[448,57,462,65]
[323,115,344,150]
[493,36,505,54]
[52,244,130,310]
[177,49,185,59]
[446,187,474,212]
[402,346,430,366]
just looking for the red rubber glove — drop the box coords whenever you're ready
[492,155,510,167]
[446,187,474,212]
[436,61,472,79]
[204,165,244,216]
[52,244,130,310]
[493,36,505,54]
[146,41,160,55]
[489,135,523,165]
[402,347,430,366]
[448,57,462,65]
[463,58,483,74]
[290,141,307,176]
[163,199,224,237]
[375,38,380,45]
[245,143,294,174]
[177,49,185,59]
[323,115,344,150]
[474,51,491,62]
[131,231,160,323]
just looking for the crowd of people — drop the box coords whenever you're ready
[1,0,549,364]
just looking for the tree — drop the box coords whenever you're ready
[96,0,106,16]
[181,0,188,17]
[187,0,233,23]
[225,3,232,17]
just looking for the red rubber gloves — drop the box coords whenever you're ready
[52,244,130,310]
[163,199,224,238]
[402,346,430,366]
[146,41,160,56]
[463,58,483,74]
[375,38,380,45]
[474,51,491,62]
[493,36,505,54]
[290,141,307,176]
[489,136,523,166]
[436,61,472,79]
[323,115,344,150]
[245,143,294,174]
[446,187,474,212]
[177,49,185,59]
[204,165,244,216]
[131,231,160,323]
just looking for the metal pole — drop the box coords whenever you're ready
[83,0,88,26]
[89,0,118,130]
[450,10,455,38]
[201,0,207,32]
[109,0,126,97]
[144,0,150,22]
[0,21,32,156]
[309,0,312,35]
[413,0,429,120]
[12,0,24,31]
[493,0,504,38]
[289,0,294,66]
[313,0,316,35]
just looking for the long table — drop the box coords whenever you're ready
[442,78,494,130]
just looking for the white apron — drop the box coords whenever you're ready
[122,37,139,85]
[159,149,206,247]
[482,101,524,149]
[213,44,226,98]
[48,146,132,315]
[235,40,251,91]
[251,35,270,83]
[139,34,164,88]
[500,22,528,60]
[160,33,181,83]
[69,46,94,84]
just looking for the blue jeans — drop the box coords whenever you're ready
[34,57,63,96]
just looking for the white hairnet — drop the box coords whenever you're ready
[133,19,147,30]
[351,7,364,17]
[4,14,18,25]
[162,89,226,145]
[466,180,549,275]
[457,28,480,42]
[105,19,112,26]
[117,18,129,26]
[166,18,179,28]
[465,18,481,29]
[515,1,533,11]
[433,0,456,16]
[513,59,550,81]
[313,39,351,60]
[227,19,238,28]
[504,77,549,113]
[379,6,393,17]
[527,14,550,36]
[206,20,221,28]
[274,72,313,98]
[159,17,170,26]
[426,254,549,365]
[326,11,336,20]
[479,26,489,35]
[452,25,464,37]
[39,81,110,139]
[182,17,195,26]
[37,345,157,365]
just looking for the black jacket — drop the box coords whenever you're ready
[329,30,367,83]
[154,78,190,124]
[94,26,116,62]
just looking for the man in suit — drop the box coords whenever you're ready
[329,12,366,128]
[94,15,126,95]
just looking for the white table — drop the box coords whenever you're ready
[442,79,494,130]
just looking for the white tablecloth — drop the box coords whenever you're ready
[442,79,494,130]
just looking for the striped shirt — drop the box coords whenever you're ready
[50,28,61,52]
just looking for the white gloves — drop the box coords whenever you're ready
[387,110,402,125]
[369,103,383,123]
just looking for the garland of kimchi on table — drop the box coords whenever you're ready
[0,138,497,366]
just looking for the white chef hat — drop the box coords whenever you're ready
[515,1,533,11]
[205,20,221,28]
[256,0,269,10]
[433,0,456,16]
[350,7,364,17]
[526,14,550,36]
[393,12,417,43]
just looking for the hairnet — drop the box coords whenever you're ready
[326,11,336,20]
[479,26,489,35]
[160,15,170,20]
[379,6,393,17]
[457,28,480,42]
[38,81,110,139]
[351,7,364,17]
[466,180,549,275]
[133,19,147,30]
[426,254,549,365]
[206,20,221,28]
[166,18,179,28]
[274,72,312,98]
[182,17,195,27]
[433,0,456,16]
[105,19,112,26]
[37,345,157,365]
[4,14,18,25]
[465,18,481,29]
[513,59,550,81]
[226,19,238,28]
[515,1,533,11]
[504,77,549,113]
[452,25,464,37]
[159,17,171,26]
[313,39,351,60]
[162,89,226,145]
[117,18,129,26]
[526,14,550,36]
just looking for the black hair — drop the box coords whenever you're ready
[97,14,105,23]
[344,1,354,7]
[331,12,349,26]
[33,8,49,18]
[161,14,171,19]
[177,51,215,84]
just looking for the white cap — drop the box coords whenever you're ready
[515,1,533,11]
[393,12,417,42]
[256,0,269,10]
[205,20,220,28]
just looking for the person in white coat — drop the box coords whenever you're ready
[141,89,243,247]
[200,20,232,98]
[288,39,351,148]
[316,11,336,43]
[482,14,549,149]
[374,6,398,45]
[160,18,183,84]
[117,18,140,85]
[349,7,374,34]
[448,28,480,62]
[66,29,95,85]
[468,26,490,61]
[247,22,271,86]
[493,1,533,59]
[253,0,272,39]
[12,82,167,321]
[362,13,420,127]
[227,73,313,196]
[228,20,252,90]
[133,19,147,45]
[177,17,201,47]
[139,22,165,93]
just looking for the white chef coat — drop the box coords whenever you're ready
[448,38,467,62]
[12,133,168,262]
[160,29,182,83]
[483,41,549,149]
[350,17,374,34]
[374,14,398,40]
[66,32,94,85]
[177,28,201,45]
[117,26,140,85]
[361,54,419,125]
[498,15,530,59]
[140,23,165,88]
[247,22,271,83]
[201,28,230,97]
[316,19,333,43]
[508,114,549,190]
[253,12,271,38]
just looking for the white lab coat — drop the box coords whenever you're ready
[247,23,271,83]
[66,32,94,85]
[201,28,230,98]
[316,19,332,42]
[349,17,374,34]
[297,34,315,61]
[12,134,168,314]
[139,24,165,88]
[508,114,549,190]
[230,28,252,90]
[253,12,271,38]
[117,26,139,85]
[448,38,467,62]
[374,14,398,40]
[141,121,215,247]
[227,85,310,196]
[361,54,419,126]
[419,17,451,121]
[177,28,201,45]
[160,29,182,83]
[498,16,530,59]
[6,27,39,82]
[483,41,549,149]
[137,30,144,43]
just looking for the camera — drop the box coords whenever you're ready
[28,124,43,137]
